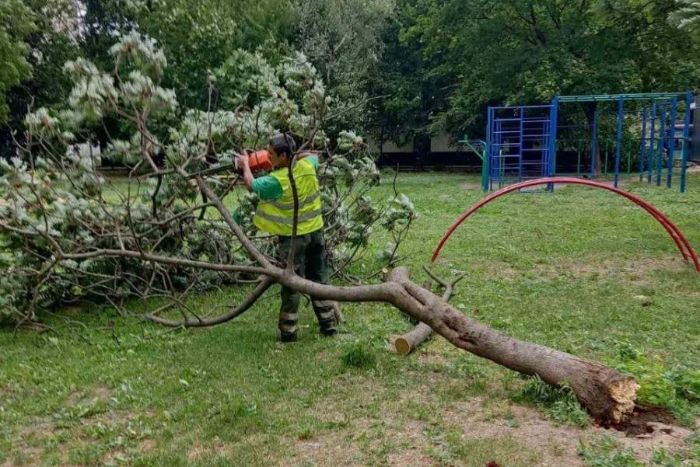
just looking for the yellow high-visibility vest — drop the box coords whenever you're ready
[253,158,324,236]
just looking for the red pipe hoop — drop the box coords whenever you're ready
[431,177,699,272]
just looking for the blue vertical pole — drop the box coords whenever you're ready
[667,97,678,188]
[614,96,624,187]
[518,106,525,182]
[484,110,491,191]
[547,98,559,191]
[542,116,548,181]
[494,110,499,189]
[639,108,647,181]
[590,108,598,178]
[656,103,667,186]
[497,116,503,187]
[680,91,692,193]
[648,103,657,183]
[487,107,494,191]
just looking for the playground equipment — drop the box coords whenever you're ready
[484,92,694,192]
[457,137,489,191]
[431,177,700,272]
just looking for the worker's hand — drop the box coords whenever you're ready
[236,152,255,191]
[236,153,249,168]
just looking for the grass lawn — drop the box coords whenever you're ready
[1,172,699,466]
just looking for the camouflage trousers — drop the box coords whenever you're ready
[277,230,338,339]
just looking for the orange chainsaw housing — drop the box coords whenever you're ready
[247,150,273,173]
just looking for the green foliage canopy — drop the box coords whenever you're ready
[0,0,36,123]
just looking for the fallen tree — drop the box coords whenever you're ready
[0,33,639,423]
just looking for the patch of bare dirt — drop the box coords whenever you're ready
[440,398,585,466]
[187,442,205,461]
[554,257,689,279]
[66,385,113,406]
[460,182,483,191]
[9,418,59,466]
[9,404,151,466]
[604,406,695,462]
[293,416,435,466]
[473,256,689,282]
[290,368,695,465]
[187,441,231,462]
[615,422,693,463]
[607,405,677,436]
[290,376,436,465]
[442,398,693,466]
[294,433,365,466]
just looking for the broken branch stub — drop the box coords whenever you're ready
[394,268,464,355]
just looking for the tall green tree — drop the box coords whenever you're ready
[368,0,453,147]
[670,0,700,42]
[291,0,395,133]
[81,0,294,110]
[0,0,36,123]
[0,0,80,158]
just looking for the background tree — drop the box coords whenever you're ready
[80,0,294,110]
[0,0,36,123]
[291,0,395,134]
[670,0,700,39]
[0,0,80,159]
[372,0,700,142]
[368,0,449,148]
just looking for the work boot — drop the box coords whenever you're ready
[278,310,298,343]
[280,332,297,343]
[314,308,338,336]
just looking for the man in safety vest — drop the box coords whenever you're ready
[237,133,338,342]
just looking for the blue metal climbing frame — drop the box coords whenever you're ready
[635,92,693,192]
[485,91,694,192]
[486,104,554,189]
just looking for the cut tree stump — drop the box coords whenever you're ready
[394,267,464,354]
[395,322,433,354]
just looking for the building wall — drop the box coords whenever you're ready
[67,143,102,158]
[369,132,482,171]
[379,139,414,153]
[429,133,461,153]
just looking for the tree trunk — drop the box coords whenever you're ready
[382,268,638,423]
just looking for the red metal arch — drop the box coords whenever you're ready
[431,177,700,272]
